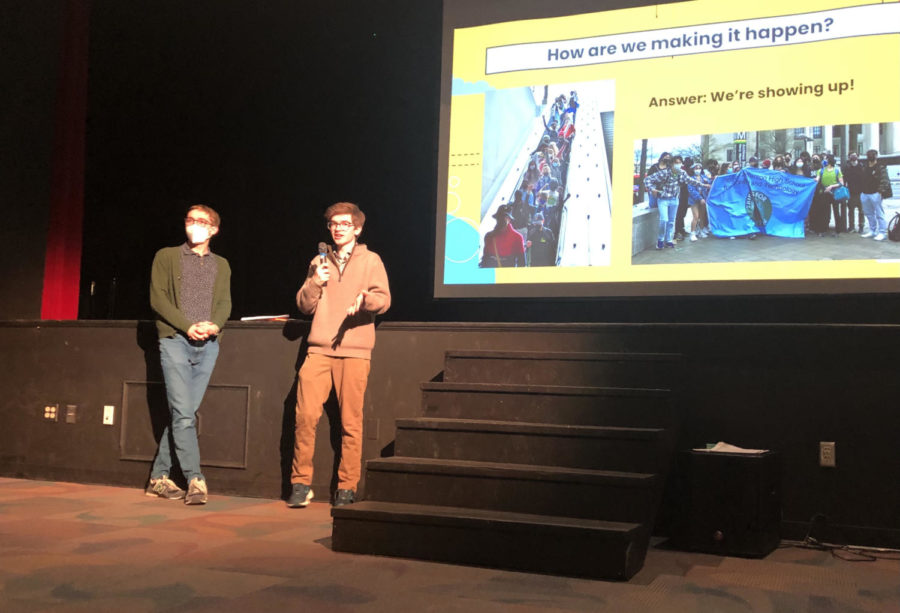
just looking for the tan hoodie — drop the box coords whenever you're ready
[296,244,390,359]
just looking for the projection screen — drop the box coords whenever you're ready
[434,0,900,297]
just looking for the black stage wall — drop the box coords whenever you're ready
[1,320,898,548]
[0,1,64,320]
[4,0,900,323]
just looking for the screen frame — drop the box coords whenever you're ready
[434,0,900,299]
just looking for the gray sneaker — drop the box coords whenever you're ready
[184,477,208,505]
[333,489,356,507]
[287,483,314,508]
[145,475,185,500]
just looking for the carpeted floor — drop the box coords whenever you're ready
[0,477,897,612]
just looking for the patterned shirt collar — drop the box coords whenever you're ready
[334,244,354,268]
[181,242,211,257]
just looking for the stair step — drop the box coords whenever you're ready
[395,418,667,472]
[367,456,655,484]
[364,457,656,523]
[333,500,642,531]
[421,381,674,429]
[331,501,648,580]
[444,350,683,388]
[397,418,664,438]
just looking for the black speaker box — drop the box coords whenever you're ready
[675,450,781,557]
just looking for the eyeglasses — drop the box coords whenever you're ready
[327,221,354,230]
[185,217,214,228]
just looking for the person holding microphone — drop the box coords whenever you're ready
[288,202,391,508]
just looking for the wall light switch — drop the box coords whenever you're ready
[365,418,379,440]
[102,405,115,426]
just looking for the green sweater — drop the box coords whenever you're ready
[150,245,232,339]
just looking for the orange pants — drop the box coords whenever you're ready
[291,353,371,491]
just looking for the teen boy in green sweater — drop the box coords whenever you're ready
[147,205,231,505]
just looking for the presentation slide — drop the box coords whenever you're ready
[435,0,900,297]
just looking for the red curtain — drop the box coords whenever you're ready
[41,0,90,320]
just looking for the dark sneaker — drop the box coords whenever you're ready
[333,489,355,507]
[655,240,664,250]
[145,475,185,500]
[287,483,314,508]
[184,477,208,505]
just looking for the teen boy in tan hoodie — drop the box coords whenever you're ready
[289,202,390,508]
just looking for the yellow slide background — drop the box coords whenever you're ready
[447,0,900,284]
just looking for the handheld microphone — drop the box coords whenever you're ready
[317,242,328,286]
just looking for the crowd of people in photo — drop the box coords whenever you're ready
[641,147,894,249]
[480,91,580,268]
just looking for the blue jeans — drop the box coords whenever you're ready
[657,197,678,242]
[860,192,886,234]
[150,335,219,483]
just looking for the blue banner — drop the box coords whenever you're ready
[707,168,815,238]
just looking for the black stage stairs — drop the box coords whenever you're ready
[332,350,683,580]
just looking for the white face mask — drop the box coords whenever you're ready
[796,161,804,169]
[673,163,682,171]
[850,160,858,166]
[187,224,210,244]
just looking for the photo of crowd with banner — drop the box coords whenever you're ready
[632,124,897,264]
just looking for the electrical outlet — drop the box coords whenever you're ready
[65,404,77,424]
[102,405,115,426]
[819,441,836,467]
[43,404,59,421]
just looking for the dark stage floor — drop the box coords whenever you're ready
[0,477,897,612]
